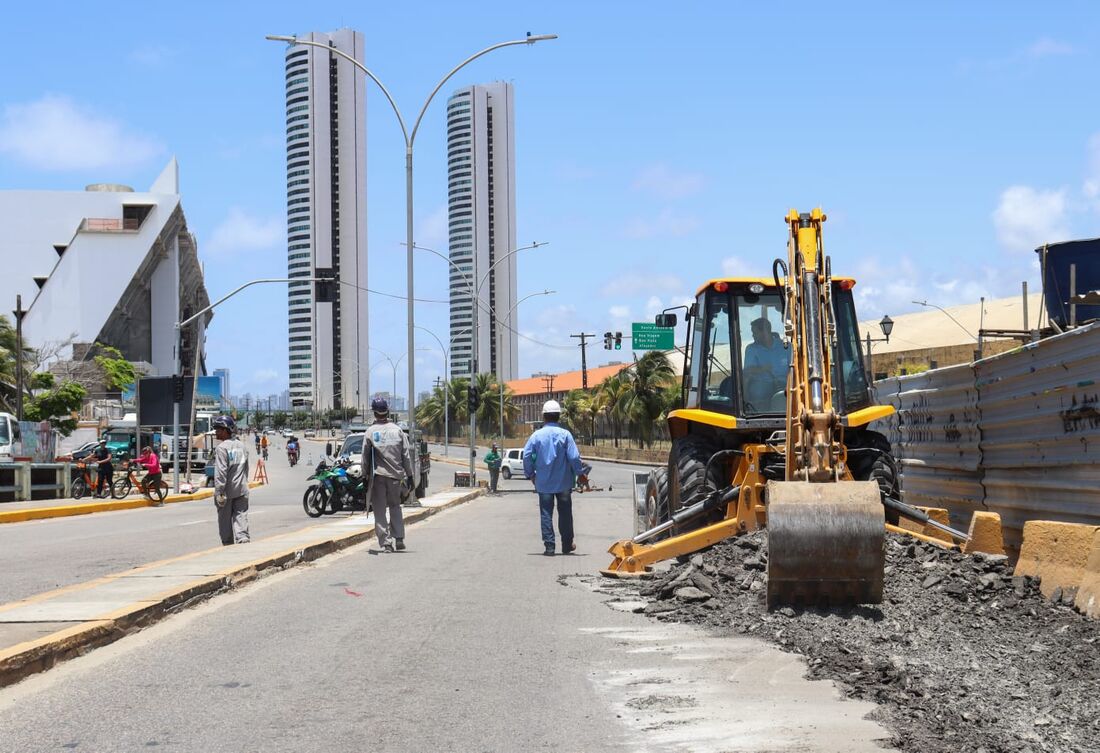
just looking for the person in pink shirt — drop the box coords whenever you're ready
[136,446,162,499]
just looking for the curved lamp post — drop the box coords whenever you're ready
[266,32,557,438]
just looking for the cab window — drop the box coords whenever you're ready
[831,289,871,410]
[736,293,789,413]
[701,295,735,410]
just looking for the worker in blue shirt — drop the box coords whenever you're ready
[523,399,587,556]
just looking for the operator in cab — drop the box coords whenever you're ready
[743,317,789,410]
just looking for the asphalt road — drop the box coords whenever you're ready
[0,467,892,753]
[0,443,651,605]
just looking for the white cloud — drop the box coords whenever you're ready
[624,208,701,239]
[721,256,752,276]
[609,305,631,319]
[601,272,684,298]
[631,163,706,200]
[416,204,448,249]
[1026,37,1077,58]
[1084,133,1100,211]
[0,94,161,171]
[130,45,176,65]
[206,208,282,255]
[992,185,1069,253]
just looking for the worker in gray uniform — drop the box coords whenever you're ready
[212,415,251,546]
[363,396,414,553]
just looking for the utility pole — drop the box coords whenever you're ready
[13,295,25,421]
[570,332,593,390]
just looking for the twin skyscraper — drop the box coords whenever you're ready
[281,29,518,412]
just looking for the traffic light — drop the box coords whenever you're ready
[603,331,612,350]
[172,375,184,402]
[614,332,622,350]
[468,385,480,412]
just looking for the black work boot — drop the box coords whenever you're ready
[395,539,406,551]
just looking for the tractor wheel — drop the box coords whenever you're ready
[668,435,724,529]
[638,467,671,538]
[868,455,901,526]
[846,429,900,526]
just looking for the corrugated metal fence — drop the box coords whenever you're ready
[875,322,1100,554]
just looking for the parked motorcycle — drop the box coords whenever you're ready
[302,457,368,518]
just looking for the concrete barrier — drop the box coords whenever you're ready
[962,511,1007,556]
[1073,530,1100,619]
[1013,521,1100,599]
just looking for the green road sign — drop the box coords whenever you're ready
[631,322,675,351]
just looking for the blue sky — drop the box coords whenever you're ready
[2,2,1098,399]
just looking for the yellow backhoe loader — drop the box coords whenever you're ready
[604,209,966,607]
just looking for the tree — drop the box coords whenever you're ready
[251,411,267,430]
[561,389,597,445]
[0,314,34,415]
[93,343,137,393]
[23,372,86,435]
[595,374,631,448]
[292,410,309,429]
[619,351,676,448]
[471,373,518,439]
[272,411,288,430]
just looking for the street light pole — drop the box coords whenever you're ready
[415,325,449,456]
[497,290,556,440]
[171,276,330,492]
[266,33,557,444]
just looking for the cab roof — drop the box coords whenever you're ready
[694,277,857,296]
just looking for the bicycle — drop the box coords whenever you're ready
[111,460,168,502]
[72,461,111,499]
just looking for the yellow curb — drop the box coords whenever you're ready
[1015,520,1100,599]
[885,523,960,550]
[0,488,485,687]
[0,480,266,525]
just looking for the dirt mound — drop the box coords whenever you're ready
[625,532,1100,753]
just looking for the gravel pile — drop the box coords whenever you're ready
[627,531,1100,753]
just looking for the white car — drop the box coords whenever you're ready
[500,448,526,479]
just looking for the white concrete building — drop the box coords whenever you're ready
[0,159,210,379]
[283,29,369,410]
[446,82,518,382]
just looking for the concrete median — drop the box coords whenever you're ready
[0,480,266,525]
[0,486,484,687]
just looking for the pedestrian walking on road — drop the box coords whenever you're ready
[484,443,502,494]
[213,415,251,546]
[523,400,587,556]
[93,438,113,497]
[363,397,414,553]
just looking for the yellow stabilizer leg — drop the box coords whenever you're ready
[602,516,745,577]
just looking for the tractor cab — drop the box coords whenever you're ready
[663,278,872,428]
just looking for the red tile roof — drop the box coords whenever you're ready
[506,363,631,397]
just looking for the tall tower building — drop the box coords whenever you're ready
[446,82,518,382]
[283,29,369,411]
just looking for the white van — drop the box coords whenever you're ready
[0,413,19,462]
[500,448,526,479]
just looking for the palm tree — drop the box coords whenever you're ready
[595,374,631,448]
[560,389,588,439]
[619,351,676,448]
[471,373,519,439]
[0,314,34,415]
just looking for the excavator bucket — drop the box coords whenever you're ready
[766,481,885,608]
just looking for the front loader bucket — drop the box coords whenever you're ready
[766,481,885,608]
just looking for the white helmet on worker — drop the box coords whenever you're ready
[542,399,562,415]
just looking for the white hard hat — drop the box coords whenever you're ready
[542,399,562,414]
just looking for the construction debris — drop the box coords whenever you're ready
[618,531,1100,753]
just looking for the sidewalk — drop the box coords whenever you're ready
[0,487,483,687]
